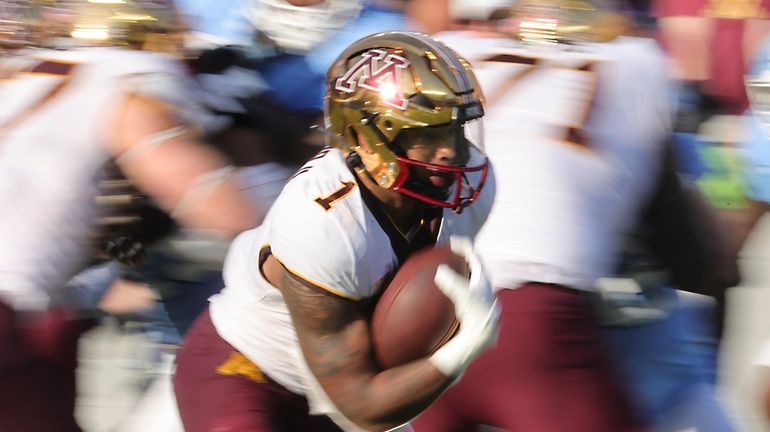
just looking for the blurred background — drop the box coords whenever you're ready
[3,0,770,431]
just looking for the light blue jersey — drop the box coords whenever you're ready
[176,0,254,46]
[743,38,770,203]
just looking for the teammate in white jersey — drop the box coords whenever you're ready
[413,2,676,431]
[173,31,499,432]
[0,1,255,430]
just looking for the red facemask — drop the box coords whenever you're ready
[391,155,489,214]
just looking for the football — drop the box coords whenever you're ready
[370,244,468,370]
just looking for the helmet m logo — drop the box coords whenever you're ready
[335,49,410,110]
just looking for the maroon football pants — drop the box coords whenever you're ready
[413,283,642,432]
[174,307,343,432]
[0,299,95,432]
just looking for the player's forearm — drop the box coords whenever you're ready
[324,359,452,432]
[173,175,256,235]
[110,94,256,236]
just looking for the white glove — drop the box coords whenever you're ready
[429,236,500,377]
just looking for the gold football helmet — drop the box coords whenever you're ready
[510,0,629,44]
[325,31,489,212]
[9,0,182,51]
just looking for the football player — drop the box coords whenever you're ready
[741,34,770,425]
[413,1,733,431]
[737,47,770,251]
[0,1,255,429]
[173,31,499,432]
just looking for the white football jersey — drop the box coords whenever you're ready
[0,47,208,311]
[437,32,673,291]
[210,146,491,415]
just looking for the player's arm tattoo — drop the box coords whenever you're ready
[277,267,451,430]
[278,269,364,376]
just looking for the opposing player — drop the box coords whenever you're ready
[413,2,685,431]
[741,35,770,423]
[0,1,255,430]
[737,43,770,252]
[173,31,499,432]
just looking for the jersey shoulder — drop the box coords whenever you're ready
[267,149,374,299]
[593,37,669,86]
[592,37,673,136]
[276,148,360,218]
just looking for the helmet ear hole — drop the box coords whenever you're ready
[346,150,363,170]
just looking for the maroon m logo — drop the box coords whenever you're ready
[335,49,410,110]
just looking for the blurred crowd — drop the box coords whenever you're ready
[3,0,770,431]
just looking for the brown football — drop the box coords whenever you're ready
[370,244,467,370]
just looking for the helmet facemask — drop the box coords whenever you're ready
[325,32,489,213]
[387,116,488,213]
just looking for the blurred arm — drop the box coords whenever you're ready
[107,93,256,237]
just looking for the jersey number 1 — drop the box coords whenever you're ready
[315,181,356,211]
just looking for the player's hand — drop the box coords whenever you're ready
[429,236,499,377]
[105,236,146,266]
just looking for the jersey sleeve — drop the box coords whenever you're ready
[608,37,673,145]
[267,175,367,300]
